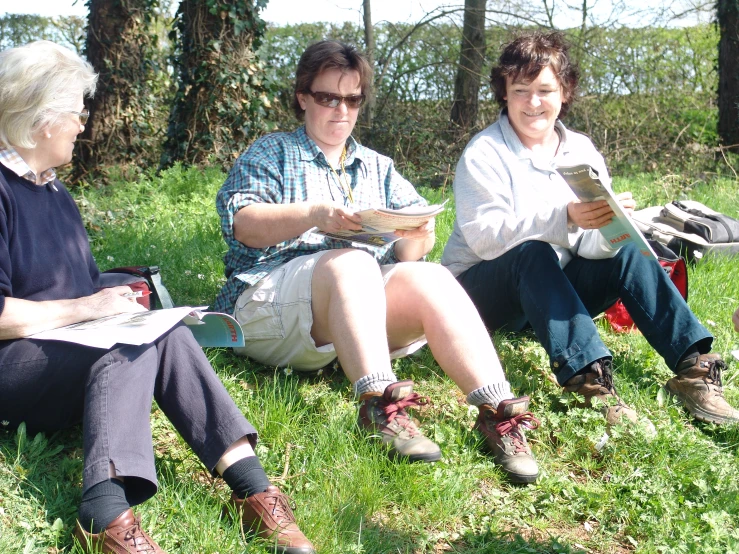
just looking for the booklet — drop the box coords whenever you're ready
[556,163,658,261]
[29,307,244,349]
[311,201,448,246]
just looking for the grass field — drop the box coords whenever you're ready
[1,164,738,554]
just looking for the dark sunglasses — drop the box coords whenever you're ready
[308,91,366,109]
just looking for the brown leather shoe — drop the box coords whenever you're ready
[665,353,739,424]
[228,486,316,554]
[563,359,638,425]
[73,509,165,553]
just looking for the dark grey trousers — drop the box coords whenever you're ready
[0,323,256,505]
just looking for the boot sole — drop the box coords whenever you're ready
[508,471,539,485]
[390,449,442,463]
[663,384,739,425]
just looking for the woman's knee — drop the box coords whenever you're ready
[510,240,559,263]
[391,260,454,287]
[318,249,381,281]
[613,243,658,275]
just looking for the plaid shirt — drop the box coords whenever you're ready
[214,126,427,313]
[0,146,57,185]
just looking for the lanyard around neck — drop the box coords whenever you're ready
[328,146,354,205]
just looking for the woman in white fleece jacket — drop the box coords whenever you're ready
[441,31,738,427]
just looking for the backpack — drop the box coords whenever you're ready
[632,201,739,261]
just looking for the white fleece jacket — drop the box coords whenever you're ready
[441,113,619,277]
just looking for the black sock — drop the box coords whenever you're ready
[676,346,701,372]
[78,479,130,533]
[222,456,272,499]
[575,356,611,377]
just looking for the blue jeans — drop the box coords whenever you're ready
[457,241,712,385]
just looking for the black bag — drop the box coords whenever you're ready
[97,265,175,310]
[632,201,739,261]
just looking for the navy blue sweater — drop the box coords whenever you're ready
[0,164,100,317]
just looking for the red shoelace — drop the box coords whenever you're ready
[494,412,540,454]
[379,393,430,436]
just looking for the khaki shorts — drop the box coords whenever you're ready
[233,251,427,370]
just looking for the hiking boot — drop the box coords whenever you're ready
[74,509,166,553]
[358,380,442,462]
[563,359,638,426]
[227,486,316,554]
[474,397,540,484]
[665,353,739,424]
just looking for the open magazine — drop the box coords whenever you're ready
[556,163,657,262]
[311,201,448,246]
[29,307,244,349]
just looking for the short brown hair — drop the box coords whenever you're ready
[292,40,373,120]
[490,31,579,118]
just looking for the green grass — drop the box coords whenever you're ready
[2,166,739,553]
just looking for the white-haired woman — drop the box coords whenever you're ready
[0,41,315,554]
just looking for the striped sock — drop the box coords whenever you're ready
[353,371,398,397]
[466,382,514,410]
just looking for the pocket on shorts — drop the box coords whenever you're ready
[234,269,287,340]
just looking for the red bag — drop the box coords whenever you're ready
[604,241,688,333]
[97,265,175,310]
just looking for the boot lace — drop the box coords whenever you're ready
[122,517,157,552]
[494,412,540,454]
[595,360,616,393]
[705,359,726,388]
[379,393,430,437]
[264,490,297,523]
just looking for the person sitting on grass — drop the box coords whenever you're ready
[733,308,739,333]
[215,40,541,484]
[0,41,314,554]
[441,31,739,427]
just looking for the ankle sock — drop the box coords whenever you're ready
[222,456,272,499]
[352,371,397,398]
[466,382,513,409]
[676,346,701,372]
[78,479,130,533]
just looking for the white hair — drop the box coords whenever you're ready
[0,41,98,149]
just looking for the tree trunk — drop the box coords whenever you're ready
[160,0,271,170]
[362,0,375,129]
[450,0,486,132]
[718,0,739,149]
[75,0,160,181]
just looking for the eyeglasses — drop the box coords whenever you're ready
[70,110,90,125]
[308,91,365,109]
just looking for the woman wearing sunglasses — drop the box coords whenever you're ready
[216,40,542,484]
[0,41,315,554]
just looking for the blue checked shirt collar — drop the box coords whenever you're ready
[295,126,367,175]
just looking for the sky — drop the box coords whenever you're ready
[2,0,709,26]
[1,0,459,25]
